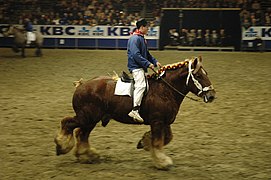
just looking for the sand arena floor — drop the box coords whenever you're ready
[0,48,270,180]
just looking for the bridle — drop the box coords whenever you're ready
[151,58,213,102]
[186,60,214,96]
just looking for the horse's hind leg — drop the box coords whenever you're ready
[54,116,79,155]
[72,104,102,163]
[73,124,100,163]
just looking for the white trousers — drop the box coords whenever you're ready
[26,32,35,43]
[131,68,148,108]
[26,32,31,43]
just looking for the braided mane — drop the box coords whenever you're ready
[147,58,191,79]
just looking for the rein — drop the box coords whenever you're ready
[149,68,199,102]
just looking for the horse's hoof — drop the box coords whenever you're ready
[137,139,144,149]
[155,163,174,171]
[76,152,100,164]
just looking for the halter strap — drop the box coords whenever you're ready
[150,67,199,102]
[186,59,214,95]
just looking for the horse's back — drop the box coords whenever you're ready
[73,76,115,105]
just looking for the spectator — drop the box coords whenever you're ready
[204,29,211,46]
[211,30,218,46]
[242,18,251,30]
[196,29,203,46]
[264,12,271,26]
[179,28,188,46]
[169,28,179,46]
[253,36,263,52]
[218,29,226,46]
[187,29,196,46]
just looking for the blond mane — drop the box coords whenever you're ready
[147,58,192,79]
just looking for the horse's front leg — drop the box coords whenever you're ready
[35,44,42,57]
[12,44,20,53]
[21,46,25,58]
[150,121,173,170]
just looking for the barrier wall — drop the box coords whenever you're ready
[1,24,270,51]
[0,25,160,49]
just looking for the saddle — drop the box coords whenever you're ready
[114,71,134,97]
[120,71,148,98]
[121,71,134,83]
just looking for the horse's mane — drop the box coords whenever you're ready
[11,26,25,32]
[147,58,191,79]
[109,58,194,81]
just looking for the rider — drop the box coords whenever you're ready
[127,18,161,123]
[23,18,33,45]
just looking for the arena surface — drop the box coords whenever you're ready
[0,48,270,180]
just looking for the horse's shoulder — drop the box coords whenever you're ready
[13,26,25,32]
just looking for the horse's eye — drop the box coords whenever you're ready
[195,74,201,79]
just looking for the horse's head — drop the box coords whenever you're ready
[2,25,13,37]
[186,57,216,103]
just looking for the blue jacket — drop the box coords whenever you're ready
[24,21,33,32]
[127,34,157,72]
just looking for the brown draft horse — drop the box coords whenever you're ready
[2,25,43,58]
[54,57,216,170]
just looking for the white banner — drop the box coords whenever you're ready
[242,26,271,40]
[0,24,159,39]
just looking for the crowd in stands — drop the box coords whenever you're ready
[168,28,227,47]
[0,0,143,26]
[0,0,270,28]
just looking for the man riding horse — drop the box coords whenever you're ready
[23,18,34,45]
[127,18,162,123]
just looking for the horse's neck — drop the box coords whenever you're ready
[162,68,189,95]
[148,67,189,105]
[13,28,25,36]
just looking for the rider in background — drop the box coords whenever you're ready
[127,18,162,123]
[23,18,33,45]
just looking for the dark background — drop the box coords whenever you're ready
[160,8,241,50]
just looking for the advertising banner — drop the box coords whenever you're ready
[242,26,271,40]
[0,25,159,40]
[37,25,160,39]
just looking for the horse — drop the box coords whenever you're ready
[54,56,216,170]
[2,25,43,58]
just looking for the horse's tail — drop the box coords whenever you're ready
[73,78,84,88]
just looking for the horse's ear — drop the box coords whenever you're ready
[193,57,199,67]
[199,56,202,62]
[193,57,202,74]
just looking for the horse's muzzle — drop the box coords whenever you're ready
[203,90,216,103]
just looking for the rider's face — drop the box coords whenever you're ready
[140,25,149,35]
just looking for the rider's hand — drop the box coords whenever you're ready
[156,62,162,68]
[149,64,155,70]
